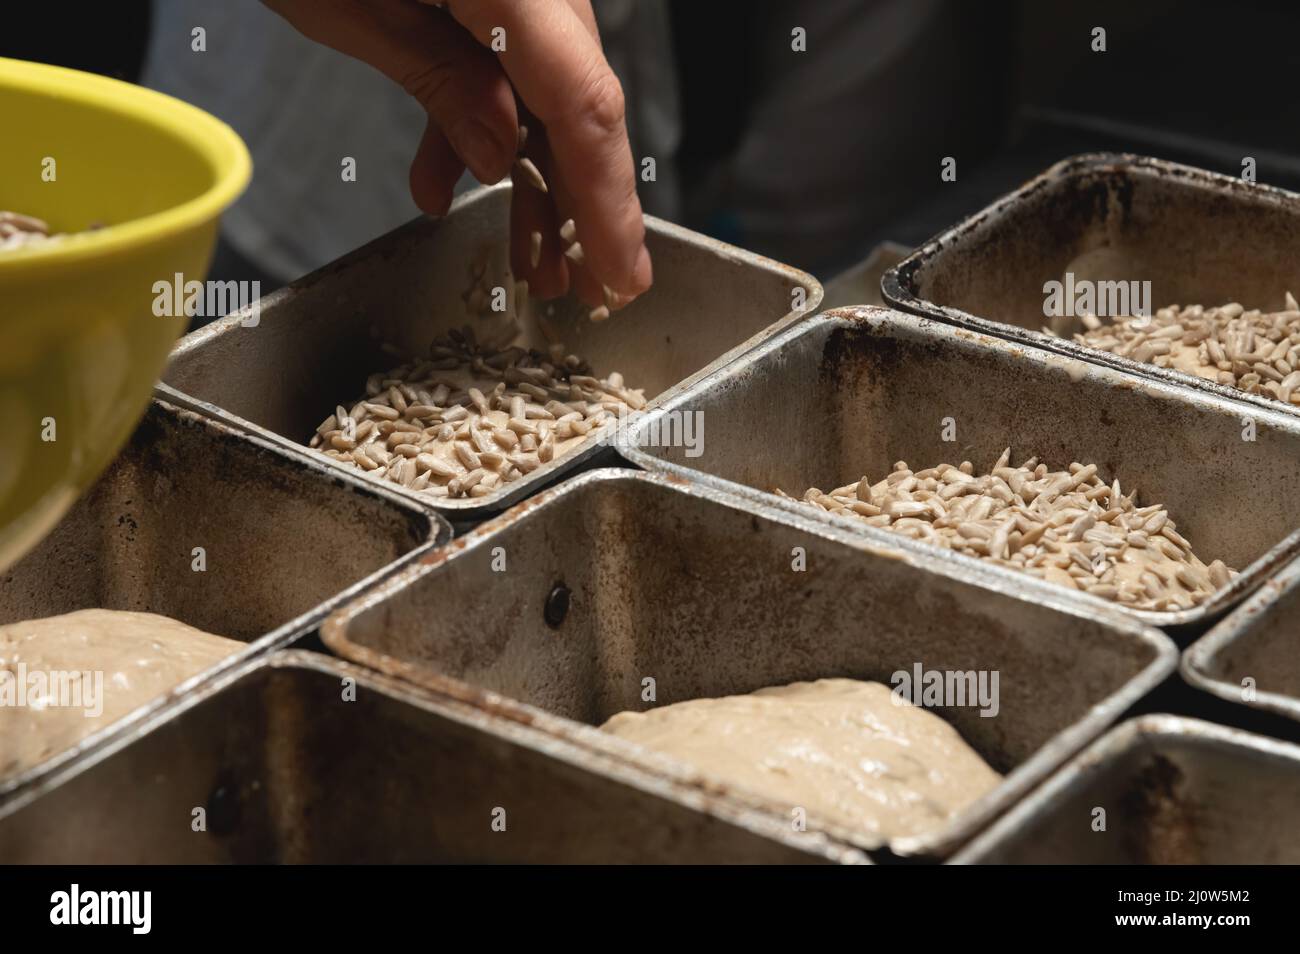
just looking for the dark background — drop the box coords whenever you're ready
[6,0,1299,282]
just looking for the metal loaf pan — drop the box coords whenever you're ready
[161,181,822,520]
[0,651,855,864]
[953,715,1300,863]
[321,469,1176,860]
[1182,555,1300,725]
[882,153,1300,418]
[0,399,448,802]
[619,306,1300,632]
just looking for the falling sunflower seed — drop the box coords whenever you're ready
[515,156,548,193]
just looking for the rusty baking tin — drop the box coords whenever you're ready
[1182,553,1300,725]
[0,399,448,804]
[0,651,860,864]
[321,468,1175,859]
[953,715,1300,863]
[883,152,1300,419]
[161,181,821,520]
[619,306,1300,632]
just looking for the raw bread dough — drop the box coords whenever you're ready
[0,609,243,779]
[602,678,1002,841]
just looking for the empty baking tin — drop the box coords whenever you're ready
[1182,553,1300,724]
[953,715,1300,863]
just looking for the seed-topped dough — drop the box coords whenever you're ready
[308,326,646,498]
[780,448,1235,611]
[1065,293,1300,405]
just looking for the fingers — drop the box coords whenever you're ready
[539,147,607,308]
[511,121,607,307]
[447,0,652,300]
[396,22,518,186]
[510,126,568,298]
[563,0,600,42]
[266,0,650,306]
[267,0,518,185]
[409,118,465,217]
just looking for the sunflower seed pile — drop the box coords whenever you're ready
[310,325,645,498]
[1067,292,1300,404]
[779,448,1235,611]
[0,211,61,251]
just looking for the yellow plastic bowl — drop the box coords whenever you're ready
[0,57,250,571]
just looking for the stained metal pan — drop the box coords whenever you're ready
[1182,555,1300,725]
[619,306,1300,632]
[160,181,821,520]
[321,468,1175,859]
[0,399,448,802]
[953,715,1300,863]
[0,651,856,864]
[882,153,1300,418]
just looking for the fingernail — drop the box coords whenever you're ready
[629,242,653,295]
[452,122,509,183]
[609,243,652,298]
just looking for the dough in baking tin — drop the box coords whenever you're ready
[602,678,1002,841]
[0,609,242,779]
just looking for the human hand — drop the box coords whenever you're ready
[265,0,652,308]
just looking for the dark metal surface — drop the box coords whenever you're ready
[0,651,857,864]
[953,715,1300,864]
[1182,556,1300,725]
[620,306,1300,633]
[321,468,1175,859]
[0,399,448,805]
[883,153,1300,419]
[161,181,821,519]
